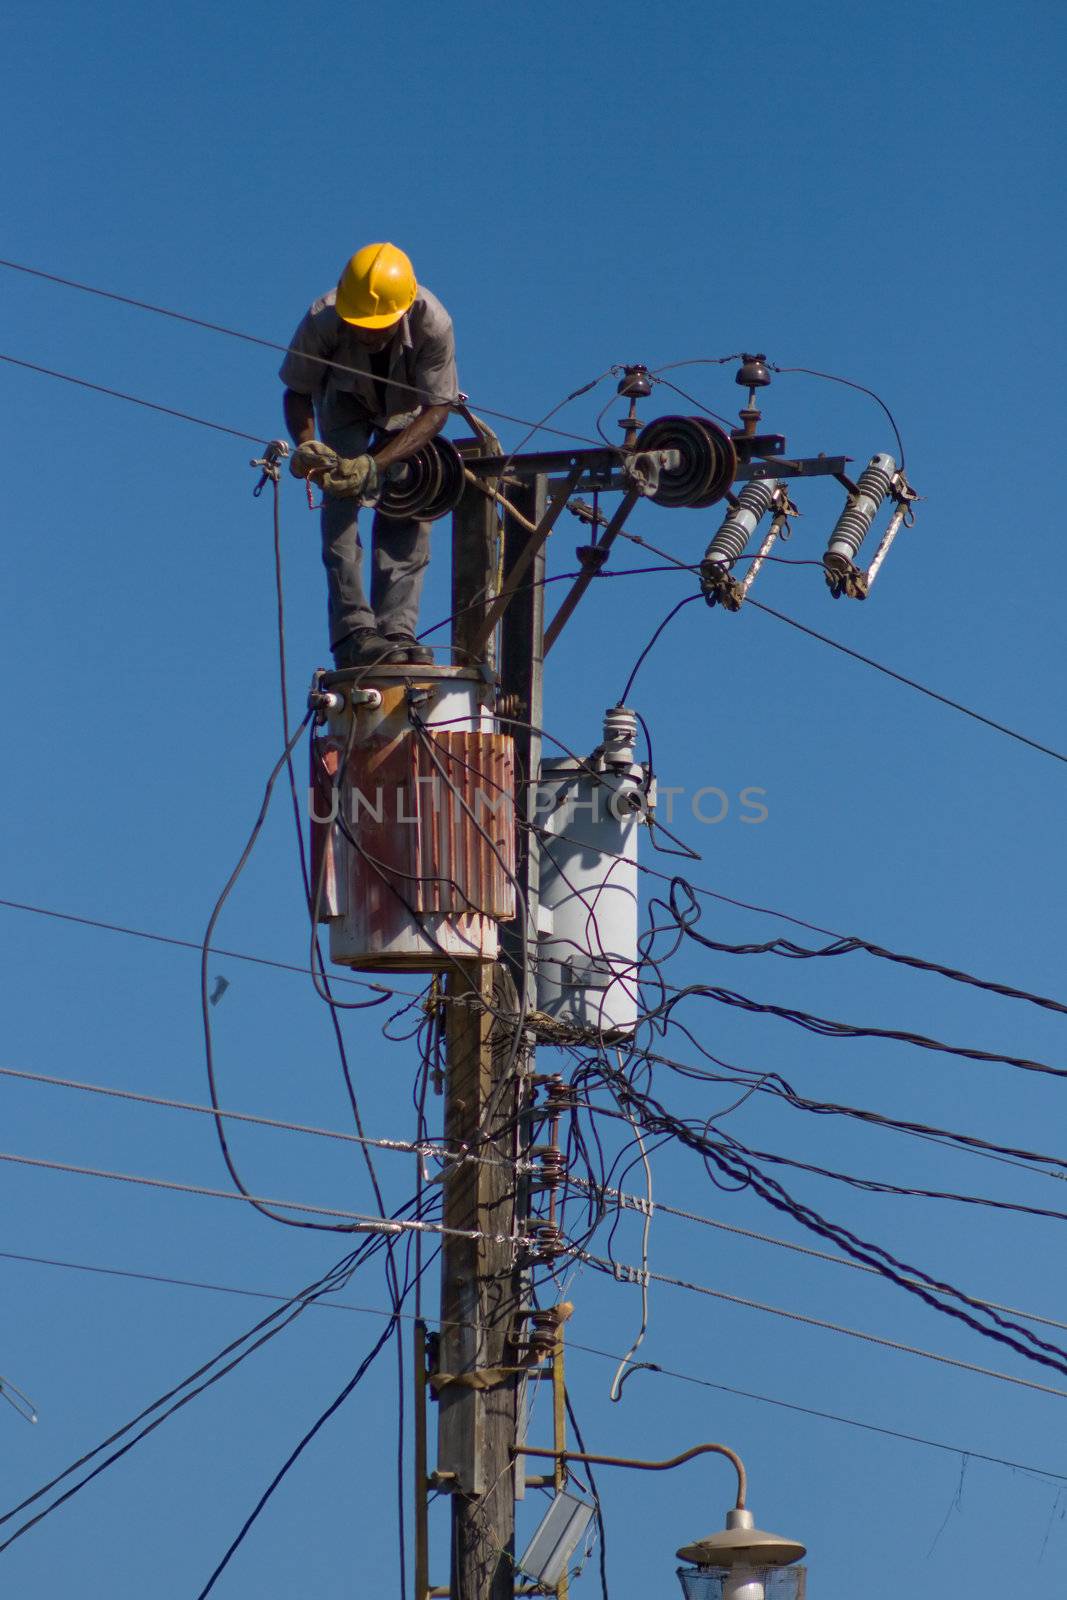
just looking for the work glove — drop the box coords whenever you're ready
[289,439,338,482]
[321,453,380,501]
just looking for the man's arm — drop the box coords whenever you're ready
[371,404,450,470]
[282,388,317,446]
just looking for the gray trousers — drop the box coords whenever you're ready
[319,407,431,649]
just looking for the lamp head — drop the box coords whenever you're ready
[677,1507,807,1598]
[677,1508,806,1569]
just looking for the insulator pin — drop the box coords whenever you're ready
[824,453,896,571]
[520,1220,565,1264]
[541,1076,577,1114]
[526,1309,562,1360]
[529,1148,567,1190]
[703,478,778,571]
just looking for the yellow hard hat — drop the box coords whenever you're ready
[335,243,418,328]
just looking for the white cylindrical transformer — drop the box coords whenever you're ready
[535,707,646,1034]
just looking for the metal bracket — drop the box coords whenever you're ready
[737,454,850,482]
[250,437,290,497]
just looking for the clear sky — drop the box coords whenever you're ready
[2,1,1066,1596]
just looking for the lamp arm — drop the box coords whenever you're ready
[518,1441,747,1509]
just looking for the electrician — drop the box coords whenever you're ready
[280,243,459,668]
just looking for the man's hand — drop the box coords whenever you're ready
[289,439,338,483]
[322,453,379,500]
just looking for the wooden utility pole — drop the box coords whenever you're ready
[434,476,549,1599]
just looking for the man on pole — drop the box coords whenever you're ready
[280,243,459,667]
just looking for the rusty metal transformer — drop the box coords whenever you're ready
[310,665,516,970]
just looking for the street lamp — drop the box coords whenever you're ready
[518,1440,807,1598]
[677,1505,807,1599]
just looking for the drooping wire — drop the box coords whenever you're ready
[193,1312,404,1598]
[617,593,703,705]
[748,598,1067,767]
[769,361,907,468]
[0,352,264,443]
[0,1216,419,1550]
[0,258,611,449]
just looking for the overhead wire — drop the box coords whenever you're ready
[616,593,703,705]
[638,974,1067,1084]
[0,1216,417,1552]
[0,256,610,449]
[7,1242,1067,1488]
[0,1149,517,1239]
[748,598,1067,767]
[194,1312,403,1598]
[565,1180,1067,1336]
[623,1040,1067,1188]
[565,1340,1067,1486]
[586,517,1067,772]
[0,1061,508,1172]
[0,895,419,998]
[263,469,409,1590]
[767,361,907,468]
[562,1061,1067,1378]
[0,352,265,443]
[579,1248,1067,1401]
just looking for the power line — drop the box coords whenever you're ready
[7,1243,1067,1486]
[0,353,265,443]
[0,1062,506,1172]
[0,256,606,448]
[579,1250,1067,1402]
[644,977,1067,1083]
[766,361,907,468]
[748,598,1067,767]
[0,1223,414,1555]
[568,1179,1067,1336]
[565,1341,1067,1486]
[0,1248,409,1318]
[0,895,423,999]
[0,1149,515,1241]
[568,1063,1067,1379]
[610,524,1067,771]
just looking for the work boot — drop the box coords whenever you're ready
[385,632,435,666]
[332,628,404,670]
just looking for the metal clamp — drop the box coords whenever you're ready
[250,438,290,497]
[620,447,682,499]
[612,1260,650,1288]
[520,1219,566,1264]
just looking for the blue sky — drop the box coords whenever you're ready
[2,1,1067,1595]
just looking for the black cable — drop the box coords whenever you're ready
[194,1313,402,1598]
[0,258,609,449]
[649,374,735,429]
[644,975,1067,1084]
[264,477,409,1595]
[199,714,369,1230]
[660,876,1067,1017]
[748,599,1067,767]
[617,593,703,705]
[718,1130,1067,1228]
[579,1065,1067,1378]
[636,1038,1067,1184]
[769,362,906,468]
[0,1218,411,1548]
[0,352,264,443]
[415,563,697,650]
[0,895,409,996]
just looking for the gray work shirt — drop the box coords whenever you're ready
[278,285,459,434]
